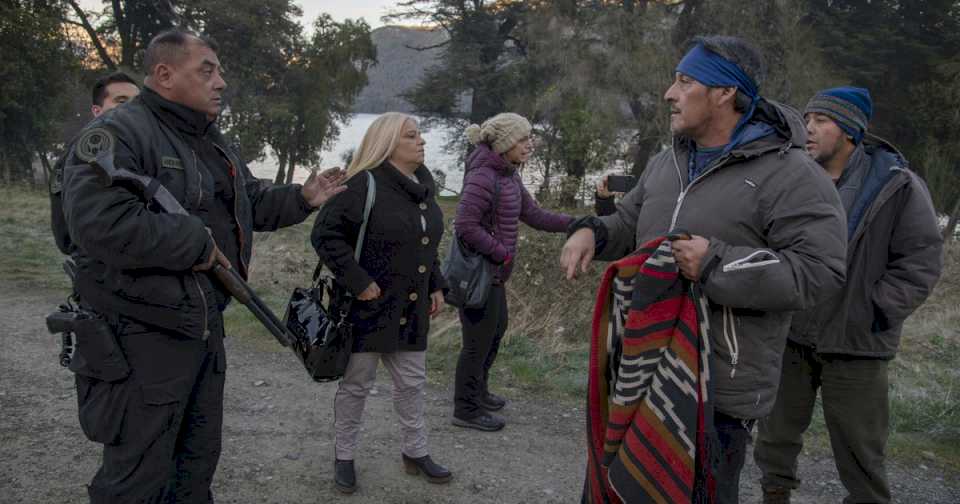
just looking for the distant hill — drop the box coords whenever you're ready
[352,25,448,114]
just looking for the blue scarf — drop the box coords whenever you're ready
[676,44,761,157]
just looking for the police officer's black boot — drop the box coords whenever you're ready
[334,459,357,494]
[402,454,452,484]
[478,392,506,411]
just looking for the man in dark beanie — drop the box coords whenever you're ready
[562,36,847,503]
[806,86,873,143]
[754,87,943,504]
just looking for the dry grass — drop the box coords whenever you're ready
[5,185,958,467]
[0,185,70,292]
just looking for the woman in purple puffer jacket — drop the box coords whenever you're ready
[451,113,574,432]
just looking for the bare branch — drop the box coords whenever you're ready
[404,40,450,52]
[64,0,116,69]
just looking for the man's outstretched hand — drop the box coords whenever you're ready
[301,167,348,208]
[560,228,596,280]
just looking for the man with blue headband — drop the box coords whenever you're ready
[755,88,943,504]
[562,36,847,503]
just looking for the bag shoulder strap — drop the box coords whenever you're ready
[354,171,376,261]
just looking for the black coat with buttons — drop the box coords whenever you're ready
[311,161,447,353]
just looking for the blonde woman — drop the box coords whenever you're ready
[311,113,450,493]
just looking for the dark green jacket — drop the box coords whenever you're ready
[579,100,847,419]
[61,88,312,339]
[789,137,943,357]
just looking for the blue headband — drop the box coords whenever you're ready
[676,43,759,99]
[676,44,761,147]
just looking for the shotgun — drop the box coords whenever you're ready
[87,150,292,347]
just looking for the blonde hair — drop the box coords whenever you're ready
[346,112,417,179]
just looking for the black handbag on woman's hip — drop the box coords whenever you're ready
[283,171,375,382]
[442,176,499,309]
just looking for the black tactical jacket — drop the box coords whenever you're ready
[61,87,312,339]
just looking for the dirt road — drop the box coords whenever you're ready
[2,286,957,503]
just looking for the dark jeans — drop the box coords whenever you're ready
[453,284,508,419]
[86,314,226,504]
[714,411,756,504]
[755,340,891,504]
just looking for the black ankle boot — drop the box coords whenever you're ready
[402,454,452,484]
[478,392,506,411]
[334,459,357,494]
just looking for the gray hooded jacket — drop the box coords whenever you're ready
[580,100,847,419]
[789,137,943,357]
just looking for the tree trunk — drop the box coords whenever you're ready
[943,195,960,242]
[273,151,287,185]
[37,150,53,189]
[1,153,9,184]
[112,0,134,69]
[537,158,552,201]
[631,135,659,177]
[285,159,296,184]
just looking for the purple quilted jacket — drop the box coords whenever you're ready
[454,143,574,282]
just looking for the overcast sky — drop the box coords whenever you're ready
[303,0,400,29]
[76,1,416,31]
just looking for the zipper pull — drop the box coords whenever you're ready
[778,142,793,159]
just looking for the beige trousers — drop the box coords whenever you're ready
[334,350,428,460]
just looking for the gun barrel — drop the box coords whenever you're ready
[243,299,292,347]
[212,265,291,347]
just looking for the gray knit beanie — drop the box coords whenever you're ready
[465,113,532,154]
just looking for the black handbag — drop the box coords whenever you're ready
[284,171,375,382]
[442,176,499,309]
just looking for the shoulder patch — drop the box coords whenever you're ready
[75,127,115,163]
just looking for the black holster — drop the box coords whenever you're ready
[47,307,130,383]
[71,314,130,382]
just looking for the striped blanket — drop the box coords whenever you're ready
[583,236,716,504]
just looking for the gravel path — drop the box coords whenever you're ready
[2,285,957,503]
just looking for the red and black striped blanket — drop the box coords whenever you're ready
[583,236,716,504]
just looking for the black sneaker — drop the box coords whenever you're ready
[478,392,506,411]
[451,412,506,431]
[334,459,357,494]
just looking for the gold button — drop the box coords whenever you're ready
[409,292,419,301]
[419,203,427,210]
[399,317,407,325]
[418,265,427,274]
[421,236,429,245]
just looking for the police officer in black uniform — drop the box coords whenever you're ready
[60,30,346,503]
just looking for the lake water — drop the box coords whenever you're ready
[248,113,466,194]
[248,113,620,201]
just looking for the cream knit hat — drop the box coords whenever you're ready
[465,113,532,154]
